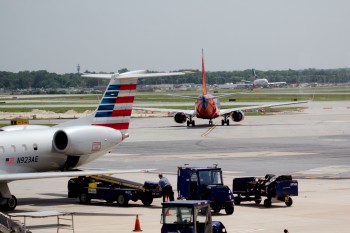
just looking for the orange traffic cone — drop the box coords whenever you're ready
[133,214,143,232]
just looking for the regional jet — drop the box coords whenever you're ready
[0,70,184,210]
[135,51,305,127]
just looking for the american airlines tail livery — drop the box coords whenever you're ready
[0,70,184,210]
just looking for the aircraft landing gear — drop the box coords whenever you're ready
[221,119,229,126]
[0,195,17,210]
[5,195,17,210]
[209,120,213,125]
[0,183,18,210]
[187,120,195,127]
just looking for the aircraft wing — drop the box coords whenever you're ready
[166,93,235,100]
[220,101,307,116]
[210,93,235,99]
[0,169,155,182]
[82,71,185,80]
[134,107,196,116]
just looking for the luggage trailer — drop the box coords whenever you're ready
[232,174,298,208]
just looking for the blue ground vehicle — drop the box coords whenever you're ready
[177,165,234,215]
[232,174,298,207]
[161,200,227,233]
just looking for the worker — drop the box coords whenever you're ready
[158,173,174,202]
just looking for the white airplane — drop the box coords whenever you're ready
[0,70,184,210]
[247,69,287,88]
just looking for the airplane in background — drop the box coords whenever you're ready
[241,69,287,89]
[135,52,305,127]
[0,70,184,210]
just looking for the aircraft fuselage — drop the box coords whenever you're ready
[195,94,220,119]
[0,127,118,174]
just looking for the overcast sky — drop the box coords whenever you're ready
[1,1,350,74]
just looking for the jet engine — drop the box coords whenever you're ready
[230,110,245,122]
[53,126,123,156]
[173,112,187,124]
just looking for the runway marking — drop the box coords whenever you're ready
[201,124,217,137]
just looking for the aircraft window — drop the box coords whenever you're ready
[22,144,27,152]
[11,145,16,152]
[33,144,38,151]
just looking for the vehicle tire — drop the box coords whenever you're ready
[285,197,293,207]
[192,120,195,127]
[117,194,128,206]
[226,119,230,126]
[187,120,190,127]
[79,192,90,204]
[255,199,262,205]
[234,197,241,205]
[221,119,225,126]
[264,198,271,208]
[141,194,153,206]
[212,206,221,213]
[5,195,17,210]
[225,204,234,215]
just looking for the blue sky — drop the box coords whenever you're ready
[1,0,349,73]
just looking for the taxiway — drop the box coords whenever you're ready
[6,101,350,232]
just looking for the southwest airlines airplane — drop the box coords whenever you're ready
[0,70,184,210]
[136,51,306,127]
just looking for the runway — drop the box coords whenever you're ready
[6,100,350,232]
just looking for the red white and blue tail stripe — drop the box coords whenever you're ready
[70,70,185,134]
[92,77,137,132]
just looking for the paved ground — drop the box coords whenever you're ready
[4,100,350,232]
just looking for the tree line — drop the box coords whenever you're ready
[0,68,350,91]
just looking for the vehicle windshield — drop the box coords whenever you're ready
[162,207,193,225]
[198,170,223,185]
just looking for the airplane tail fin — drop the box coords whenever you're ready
[91,72,138,134]
[58,70,184,134]
[252,69,258,79]
[202,49,208,95]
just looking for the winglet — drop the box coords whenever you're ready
[202,49,208,95]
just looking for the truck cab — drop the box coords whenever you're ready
[177,165,234,215]
[161,200,227,233]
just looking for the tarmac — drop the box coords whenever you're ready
[3,100,350,232]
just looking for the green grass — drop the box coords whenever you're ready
[0,107,95,113]
[0,87,348,114]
